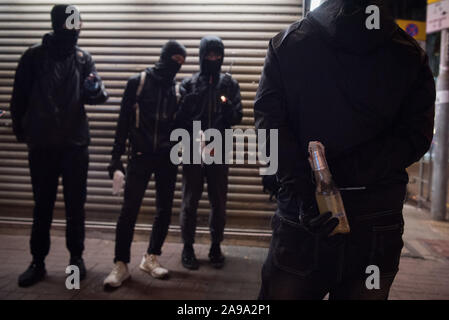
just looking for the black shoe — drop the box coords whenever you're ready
[209,244,225,269]
[70,257,86,281]
[18,262,46,287]
[182,246,199,270]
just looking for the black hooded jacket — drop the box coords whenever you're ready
[108,40,186,177]
[10,32,108,148]
[177,36,243,133]
[254,0,435,219]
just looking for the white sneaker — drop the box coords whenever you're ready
[139,253,169,279]
[103,261,130,288]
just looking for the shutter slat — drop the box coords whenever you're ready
[0,1,301,232]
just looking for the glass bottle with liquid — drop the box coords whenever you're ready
[308,141,350,235]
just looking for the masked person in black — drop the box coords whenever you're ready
[103,40,186,289]
[10,4,108,288]
[177,36,243,270]
[255,0,435,300]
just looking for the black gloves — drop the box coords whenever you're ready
[300,203,339,238]
[83,73,108,105]
[84,73,101,95]
[307,211,339,238]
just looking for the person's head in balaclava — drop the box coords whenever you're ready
[199,36,224,77]
[153,40,187,85]
[50,4,81,49]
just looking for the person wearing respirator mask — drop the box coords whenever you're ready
[104,41,186,289]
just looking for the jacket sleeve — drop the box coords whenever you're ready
[335,52,436,184]
[175,77,193,130]
[108,78,136,178]
[224,79,243,126]
[83,52,108,105]
[10,48,34,142]
[254,39,315,207]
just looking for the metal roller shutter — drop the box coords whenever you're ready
[0,0,301,233]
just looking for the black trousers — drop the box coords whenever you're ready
[114,152,177,263]
[180,164,229,245]
[259,188,406,300]
[28,145,88,263]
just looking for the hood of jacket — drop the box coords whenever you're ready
[307,0,397,55]
[199,35,225,76]
[151,40,186,87]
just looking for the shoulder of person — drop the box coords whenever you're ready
[180,73,198,89]
[21,43,42,62]
[271,19,305,50]
[74,47,93,64]
[220,73,239,89]
[391,26,426,65]
[126,73,143,90]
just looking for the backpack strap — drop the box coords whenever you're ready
[175,82,181,104]
[134,71,146,128]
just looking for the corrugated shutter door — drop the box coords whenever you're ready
[0,0,301,231]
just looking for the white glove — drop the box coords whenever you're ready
[112,170,125,196]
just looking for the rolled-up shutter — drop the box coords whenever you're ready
[0,1,301,233]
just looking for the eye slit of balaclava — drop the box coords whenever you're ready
[153,40,187,84]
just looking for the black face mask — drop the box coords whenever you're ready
[154,58,182,84]
[54,28,80,48]
[202,59,222,76]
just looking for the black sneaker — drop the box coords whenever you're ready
[209,244,225,269]
[18,262,46,287]
[70,257,86,281]
[181,246,199,270]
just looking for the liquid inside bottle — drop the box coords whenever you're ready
[308,141,350,235]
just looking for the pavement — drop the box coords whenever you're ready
[0,204,448,300]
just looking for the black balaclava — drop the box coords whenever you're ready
[199,36,224,78]
[308,0,395,55]
[49,4,81,56]
[152,40,187,86]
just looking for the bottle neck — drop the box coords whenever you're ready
[309,142,333,190]
[313,169,333,189]
[310,148,327,171]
